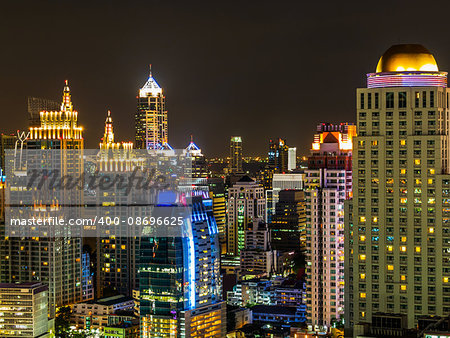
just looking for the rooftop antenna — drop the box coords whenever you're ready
[149,64,152,77]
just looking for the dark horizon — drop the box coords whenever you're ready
[1,0,450,156]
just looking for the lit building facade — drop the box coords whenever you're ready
[207,177,227,254]
[288,147,297,171]
[0,282,49,337]
[269,189,307,252]
[139,195,225,337]
[135,67,170,150]
[345,44,450,330]
[229,136,243,174]
[227,176,265,256]
[305,123,354,329]
[1,81,84,317]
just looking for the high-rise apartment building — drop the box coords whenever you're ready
[1,81,84,318]
[135,67,170,150]
[227,176,265,256]
[229,136,243,174]
[345,44,450,331]
[305,123,355,329]
[185,138,209,179]
[139,195,225,337]
[0,282,49,337]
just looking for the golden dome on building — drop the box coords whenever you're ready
[376,44,439,73]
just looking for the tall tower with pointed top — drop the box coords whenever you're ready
[135,66,170,150]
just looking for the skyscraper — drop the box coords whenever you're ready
[229,136,243,174]
[135,67,170,150]
[269,189,307,252]
[305,123,354,329]
[139,195,225,337]
[95,111,138,298]
[268,138,289,174]
[208,177,227,254]
[288,147,297,171]
[345,44,450,331]
[227,176,265,256]
[2,81,84,317]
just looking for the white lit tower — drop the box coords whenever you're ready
[135,66,171,150]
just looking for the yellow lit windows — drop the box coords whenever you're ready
[360,216,366,223]
[387,245,393,252]
[415,246,421,253]
[400,246,406,252]
[372,140,378,146]
[401,236,407,242]
[373,217,378,223]
[359,140,365,146]
[429,168,435,175]
[401,275,406,281]
[360,273,366,280]
[428,227,435,234]
[400,169,406,175]
[428,198,436,204]
[444,277,449,283]
[401,285,407,291]
[359,254,366,261]
[428,178,434,185]
[121,245,126,250]
[387,265,394,271]
[360,292,367,298]
[400,140,406,146]
[360,235,366,241]
[414,159,421,165]
[400,198,407,204]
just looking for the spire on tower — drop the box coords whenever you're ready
[61,80,73,113]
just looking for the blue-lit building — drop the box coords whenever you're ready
[139,194,225,337]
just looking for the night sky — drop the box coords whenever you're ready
[1,0,450,156]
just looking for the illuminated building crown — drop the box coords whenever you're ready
[139,65,162,97]
[367,44,447,88]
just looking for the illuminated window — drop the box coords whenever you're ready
[360,235,366,241]
[400,169,406,175]
[415,246,421,253]
[400,140,406,146]
[387,245,393,252]
[360,292,366,298]
[444,277,449,283]
[401,237,407,243]
[360,273,366,280]
[121,245,126,250]
[373,217,378,223]
[429,168,435,175]
[414,159,421,165]
[400,198,407,204]
[360,216,366,222]
[359,254,366,261]
[387,265,394,271]
[428,179,434,184]
[401,275,406,281]
[400,246,406,252]
[401,285,407,291]
[429,227,435,234]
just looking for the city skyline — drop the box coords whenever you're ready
[2,1,450,156]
